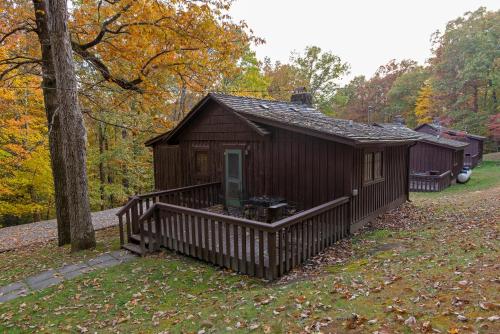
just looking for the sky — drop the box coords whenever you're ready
[230,0,499,83]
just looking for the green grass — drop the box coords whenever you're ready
[1,164,499,333]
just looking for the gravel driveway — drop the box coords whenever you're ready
[0,208,120,252]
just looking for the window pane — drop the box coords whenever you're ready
[374,152,383,179]
[364,153,373,182]
[227,152,240,179]
[195,151,208,175]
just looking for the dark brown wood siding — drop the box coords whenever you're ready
[452,149,465,177]
[153,145,183,189]
[410,142,453,174]
[178,129,353,209]
[351,145,408,225]
[410,142,464,178]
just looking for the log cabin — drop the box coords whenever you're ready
[116,92,419,280]
[375,123,468,192]
[414,123,485,168]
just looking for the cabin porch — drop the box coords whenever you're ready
[116,182,350,280]
[409,170,452,192]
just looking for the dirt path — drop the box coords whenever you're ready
[0,208,119,252]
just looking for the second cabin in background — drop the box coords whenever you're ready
[376,121,469,192]
[415,122,486,168]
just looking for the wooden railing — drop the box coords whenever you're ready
[137,196,350,280]
[409,171,452,192]
[116,182,222,247]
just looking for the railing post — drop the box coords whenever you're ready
[267,231,277,280]
[118,215,124,246]
[131,197,140,235]
[139,215,146,256]
[154,207,162,251]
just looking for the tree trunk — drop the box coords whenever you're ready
[32,0,71,245]
[472,84,479,113]
[47,0,96,251]
[121,129,129,190]
[98,123,106,211]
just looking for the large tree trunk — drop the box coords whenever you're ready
[48,0,96,251]
[32,0,71,245]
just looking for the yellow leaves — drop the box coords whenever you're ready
[414,81,434,125]
[0,76,52,220]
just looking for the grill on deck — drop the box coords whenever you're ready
[245,196,295,223]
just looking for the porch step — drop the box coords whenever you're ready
[122,243,145,256]
[129,234,158,246]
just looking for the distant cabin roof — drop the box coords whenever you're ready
[375,123,469,150]
[414,123,486,141]
[146,93,420,147]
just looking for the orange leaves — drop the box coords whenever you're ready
[70,0,253,95]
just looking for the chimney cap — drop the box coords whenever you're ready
[291,87,313,107]
[393,115,405,125]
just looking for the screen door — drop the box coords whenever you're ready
[225,149,242,207]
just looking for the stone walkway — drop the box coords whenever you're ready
[0,250,136,303]
[0,207,120,252]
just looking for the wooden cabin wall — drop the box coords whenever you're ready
[161,102,353,209]
[152,101,410,230]
[452,149,464,177]
[410,142,452,174]
[264,129,352,209]
[153,145,183,189]
[477,140,483,162]
[465,138,481,159]
[351,145,408,229]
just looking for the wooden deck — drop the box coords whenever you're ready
[409,170,452,192]
[117,182,350,280]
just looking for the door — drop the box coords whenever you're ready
[225,149,243,207]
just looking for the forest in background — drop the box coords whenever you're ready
[0,2,498,226]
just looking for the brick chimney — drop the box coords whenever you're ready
[393,115,405,125]
[290,87,313,107]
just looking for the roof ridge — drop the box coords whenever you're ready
[209,92,302,107]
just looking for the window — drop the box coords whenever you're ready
[364,150,383,184]
[195,151,208,176]
[374,151,383,179]
[364,153,373,182]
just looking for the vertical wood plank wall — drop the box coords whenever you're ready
[351,146,408,225]
[153,145,182,189]
[410,142,453,174]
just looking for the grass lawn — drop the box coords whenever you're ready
[0,157,498,333]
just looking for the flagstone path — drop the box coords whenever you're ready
[0,249,136,303]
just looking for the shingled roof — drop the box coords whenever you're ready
[210,93,419,144]
[375,123,469,150]
[147,93,420,147]
[414,123,486,140]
